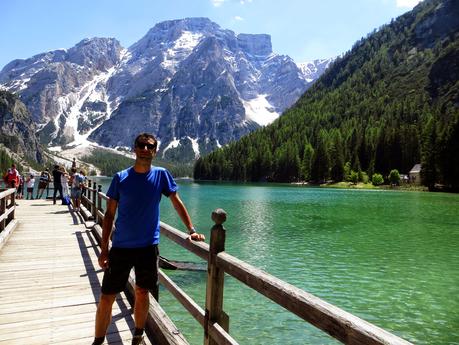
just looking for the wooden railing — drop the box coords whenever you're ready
[81,179,413,345]
[0,188,19,251]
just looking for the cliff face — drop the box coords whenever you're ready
[0,91,43,163]
[0,38,123,146]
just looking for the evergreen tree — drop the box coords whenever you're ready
[421,117,437,190]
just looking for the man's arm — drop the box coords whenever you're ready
[98,198,118,268]
[169,192,205,241]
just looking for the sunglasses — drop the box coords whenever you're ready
[136,142,156,150]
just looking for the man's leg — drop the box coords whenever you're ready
[131,286,149,345]
[53,185,57,204]
[93,293,117,344]
[134,286,150,329]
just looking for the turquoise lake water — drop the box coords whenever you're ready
[92,178,459,345]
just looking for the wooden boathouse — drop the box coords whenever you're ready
[0,184,413,345]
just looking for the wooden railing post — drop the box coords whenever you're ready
[97,185,103,225]
[86,180,92,210]
[92,181,97,219]
[85,180,91,203]
[0,196,6,232]
[8,190,15,222]
[204,208,228,345]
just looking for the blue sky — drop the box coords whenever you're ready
[1,0,421,70]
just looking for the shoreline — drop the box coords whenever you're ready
[317,181,428,192]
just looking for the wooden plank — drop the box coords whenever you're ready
[0,200,150,345]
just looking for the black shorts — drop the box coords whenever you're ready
[101,245,159,295]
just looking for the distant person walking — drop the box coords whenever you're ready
[26,174,35,199]
[17,174,24,199]
[70,169,85,212]
[52,165,63,204]
[91,133,205,345]
[60,167,70,197]
[36,169,51,199]
[60,167,72,205]
[72,157,77,169]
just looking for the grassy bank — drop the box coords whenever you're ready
[320,181,428,191]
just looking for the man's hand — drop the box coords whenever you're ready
[189,232,205,242]
[98,249,109,269]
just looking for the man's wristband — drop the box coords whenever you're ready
[188,227,196,235]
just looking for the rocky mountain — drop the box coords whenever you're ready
[0,38,123,147]
[298,58,335,82]
[0,91,43,164]
[0,18,332,162]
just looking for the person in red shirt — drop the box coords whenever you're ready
[3,163,20,206]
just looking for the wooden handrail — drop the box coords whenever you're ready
[0,187,19,251]
[83,179,412,345]
[0,188,16,199]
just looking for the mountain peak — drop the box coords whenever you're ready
[237,33,272,56]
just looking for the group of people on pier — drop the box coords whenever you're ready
[2,158,86,209]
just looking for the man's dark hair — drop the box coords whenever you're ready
[134,133,157,151]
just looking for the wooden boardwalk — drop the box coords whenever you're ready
[0,199,154,345]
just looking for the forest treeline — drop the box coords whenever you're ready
[83,148,193,177]
[194,0,459,191]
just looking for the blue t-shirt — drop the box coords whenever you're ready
[107,166,178,248]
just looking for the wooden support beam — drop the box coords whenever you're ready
[204,209,229,345]
[159,270,206,326]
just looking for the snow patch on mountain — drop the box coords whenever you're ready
[243,94,279,126]
[189,137,200,158]
[161,31,203,72]
[297,57,335,82]
[47,66,118,149]
[162,137,180,157]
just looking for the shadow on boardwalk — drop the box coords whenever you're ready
[0,199,148,344]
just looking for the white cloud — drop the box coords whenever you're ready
[234,16,244,21]
[211,0,225,7]
[211,0,252,7]
[396,0,422,8]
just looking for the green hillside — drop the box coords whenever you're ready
[194,0,459,191]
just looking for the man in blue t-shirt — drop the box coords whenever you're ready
[92,133,205,345]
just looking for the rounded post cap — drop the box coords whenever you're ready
[211,208,227,225]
